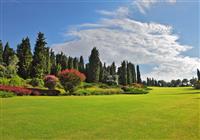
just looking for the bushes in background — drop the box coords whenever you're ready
[27,78,44,87]
[122,86,149,94]
[194,81,200,89]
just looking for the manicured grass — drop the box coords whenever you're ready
[1,87,200,140]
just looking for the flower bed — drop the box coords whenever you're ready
[0,85,32,96]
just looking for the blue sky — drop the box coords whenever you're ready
[0,0,199,80]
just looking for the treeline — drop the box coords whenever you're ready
[0,32,142,85]
[145,76,199,87]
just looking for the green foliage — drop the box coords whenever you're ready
[118,61,127,85]
[0,64,6,77]
[56,52,68,70]
[136,65,142,83]
[73,57,79,70]
[0,40,3,64]
[28,78,44,87]
[67,56,73,69]
[122,87,149,94]
[9,76,26,86]
[17,37,33,79]
[194,80,200,89]
[79,56,84,73]
[31,32,47,78]
[0,91,15,98]
[197,69,200,81]
[3,42,15,66]
[0,77,10,85]
[87,47,101,83]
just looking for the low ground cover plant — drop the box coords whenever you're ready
[0,91,15,98]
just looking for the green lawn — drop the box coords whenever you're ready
[1,87,200,140]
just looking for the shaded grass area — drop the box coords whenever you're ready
[1,87,199,140]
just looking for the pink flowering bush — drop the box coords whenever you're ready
[0,85,32,96]
[58,69,86,93]
[44,75,59,90]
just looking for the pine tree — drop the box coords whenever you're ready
[0,40,3,64]
[73,57,79,70]
[3,42,15,66]
[197,69,200,81]
[17,37,33,79]
[50,49,57,74]
[88,47,101,83]
[31,32,47,78]
[136,65,142,83]
[79,56,84,73]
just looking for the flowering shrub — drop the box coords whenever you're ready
[44,75,59,89]
[0,85,32,96]
[58,69,86,93]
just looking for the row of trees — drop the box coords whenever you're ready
[0,32,142,85]
[146,71,199,87]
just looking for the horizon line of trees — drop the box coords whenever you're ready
[0,32,142,85]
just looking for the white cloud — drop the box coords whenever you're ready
[52,0,199,81]
[134,0,176,14]
[97,7,130,18]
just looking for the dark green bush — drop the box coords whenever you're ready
[0,91,15,98]
[194,81,200,89]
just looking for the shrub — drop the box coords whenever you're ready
[0,78,10,85]
[9,76,26,86]
[0,85,32,96]
[28,78,44,87]
[58,69,86,93]
[122,86,148,94]
[0,91,15,98]
[194,81,200,89]
[44,75,59,89]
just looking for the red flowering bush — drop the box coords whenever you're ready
[44,75,59,90]
[58,69,86,93]
[0,85,32,96]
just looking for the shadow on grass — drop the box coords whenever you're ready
[157,92,200,96]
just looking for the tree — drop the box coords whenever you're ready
[127,62,133,84]
[44,47,51,74]
[31,32,47,78]
[6,54,19,78]
[17,37,33,79]
[73,57,79,70]
[87,47,101,83]
[68,56,73,69]
[136,65,142,83]
[79,56,84,73]
[118,61,127,85]
[131,63,136,83]
[56,52,67,70]
[110,62,116,76]
[50,49,57,75]
[3,42,15,66]
[0,40,3,64]
[197,69,200,81]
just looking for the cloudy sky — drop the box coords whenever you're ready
[1,0,199,81]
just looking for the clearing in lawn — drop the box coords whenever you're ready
[1,87,200,140]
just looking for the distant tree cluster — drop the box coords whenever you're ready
[0,32,142,86]
[145,77,197,87]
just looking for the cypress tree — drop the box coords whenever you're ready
[73,57,79,70]
[17,37,33,79]
[68,56,73,69]
[131,63,136,83]
[88,47,101,83]
[44,47,51,74]
[110,62,116,76]
[0,40,3,64]
[197,69,200,81]
[136,65,142,83]
[56,52,67,70]
[79,56,84,73]
[31,32,47,78]
[118,61,127,85]
[3,42,15,66]
[50,49,57,74]
[127,62,133,84]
